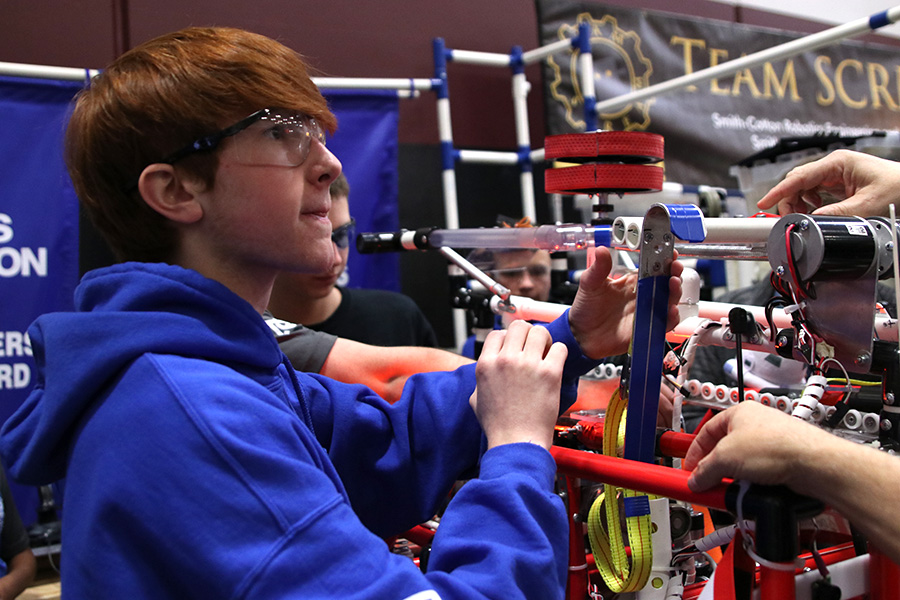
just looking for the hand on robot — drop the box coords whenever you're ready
[684,400,829,492]
[757,149,900,218]
[685,398,900,565]
[568,246,683,360]
[657,382,675,429]
[470,319,568,451]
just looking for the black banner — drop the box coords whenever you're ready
[537,1,900,188]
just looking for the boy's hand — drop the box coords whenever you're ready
[568,246,683,360]
[470,320,568,450]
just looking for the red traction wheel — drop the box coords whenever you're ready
[545,131,664,164]
[544,131,664,195]
[545,163,663,195]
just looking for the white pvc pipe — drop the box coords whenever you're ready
[448,49,511,67]
[520,170,537,224]
[436,97,453,143]
[490,295,566,323]
[0,61,100,81]
[529,147,546,163]
[579,49,595,127]
[457,149,519,165]
[313,77,435,91]
[594,6,900,115]
[522,38,574,65]
[441,169,460,230]
[512,72,531,147]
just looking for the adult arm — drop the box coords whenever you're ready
[321,338,471,403]
[0,550,36,600]
[757,149,900,218]
[685,401,900,564]
[0,464,35,599]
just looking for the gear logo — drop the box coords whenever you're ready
[548,12,654,131]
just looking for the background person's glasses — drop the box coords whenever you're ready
[490,264,550,280]
[331,218,356,249]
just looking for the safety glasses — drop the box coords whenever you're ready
[127,108,326,192]
[491,264,550,280]
[161,107,326,167]
[331,218,356,249]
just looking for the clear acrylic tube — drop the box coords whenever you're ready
[428,224,596,251]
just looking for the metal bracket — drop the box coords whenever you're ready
[624,204,704,463]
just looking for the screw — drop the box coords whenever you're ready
[888,242,895,252]
[855,352,871,367]
[775,266,785,276]
[882,420,893,432]
[888,392,896,405]
[644,231,654,243]
[799,219,809,231]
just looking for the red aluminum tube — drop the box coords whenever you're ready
[658,430,695,458]
[564,476,588,600]
[550,446,730,511]
[401,525,435,547]
[870,544,900,600]
[758,565,796,600]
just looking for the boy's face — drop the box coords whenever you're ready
[493,250,552,302]
[198,122,343,280]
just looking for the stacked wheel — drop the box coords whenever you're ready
[544,131,664,195]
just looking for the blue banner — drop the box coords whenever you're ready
[325,90,401,292]
[0,75,84,526]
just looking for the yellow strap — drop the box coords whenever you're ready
[586,387,655,593]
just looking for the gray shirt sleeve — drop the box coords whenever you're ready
[264,314,337,373]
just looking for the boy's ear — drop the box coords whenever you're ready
[137,164,205,224]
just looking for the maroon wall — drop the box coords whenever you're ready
[5,0,893,148]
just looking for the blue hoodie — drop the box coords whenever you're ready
[1,262,595,599]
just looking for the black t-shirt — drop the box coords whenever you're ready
[307,287,438,348]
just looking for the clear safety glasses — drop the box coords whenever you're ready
[491,264,550,281]
[331,218,356,249]
[161,107,326,168]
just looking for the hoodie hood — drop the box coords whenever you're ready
[1,262,283,485]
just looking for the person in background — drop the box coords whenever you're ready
[461,228,554,359]
[482,247,553,303]
[268,173,438,347]
[686,148,900,565]
[0,463,35,600]
[0,26,683,599]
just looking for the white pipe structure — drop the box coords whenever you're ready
[593,6,900,115]
[522,39,575,65]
